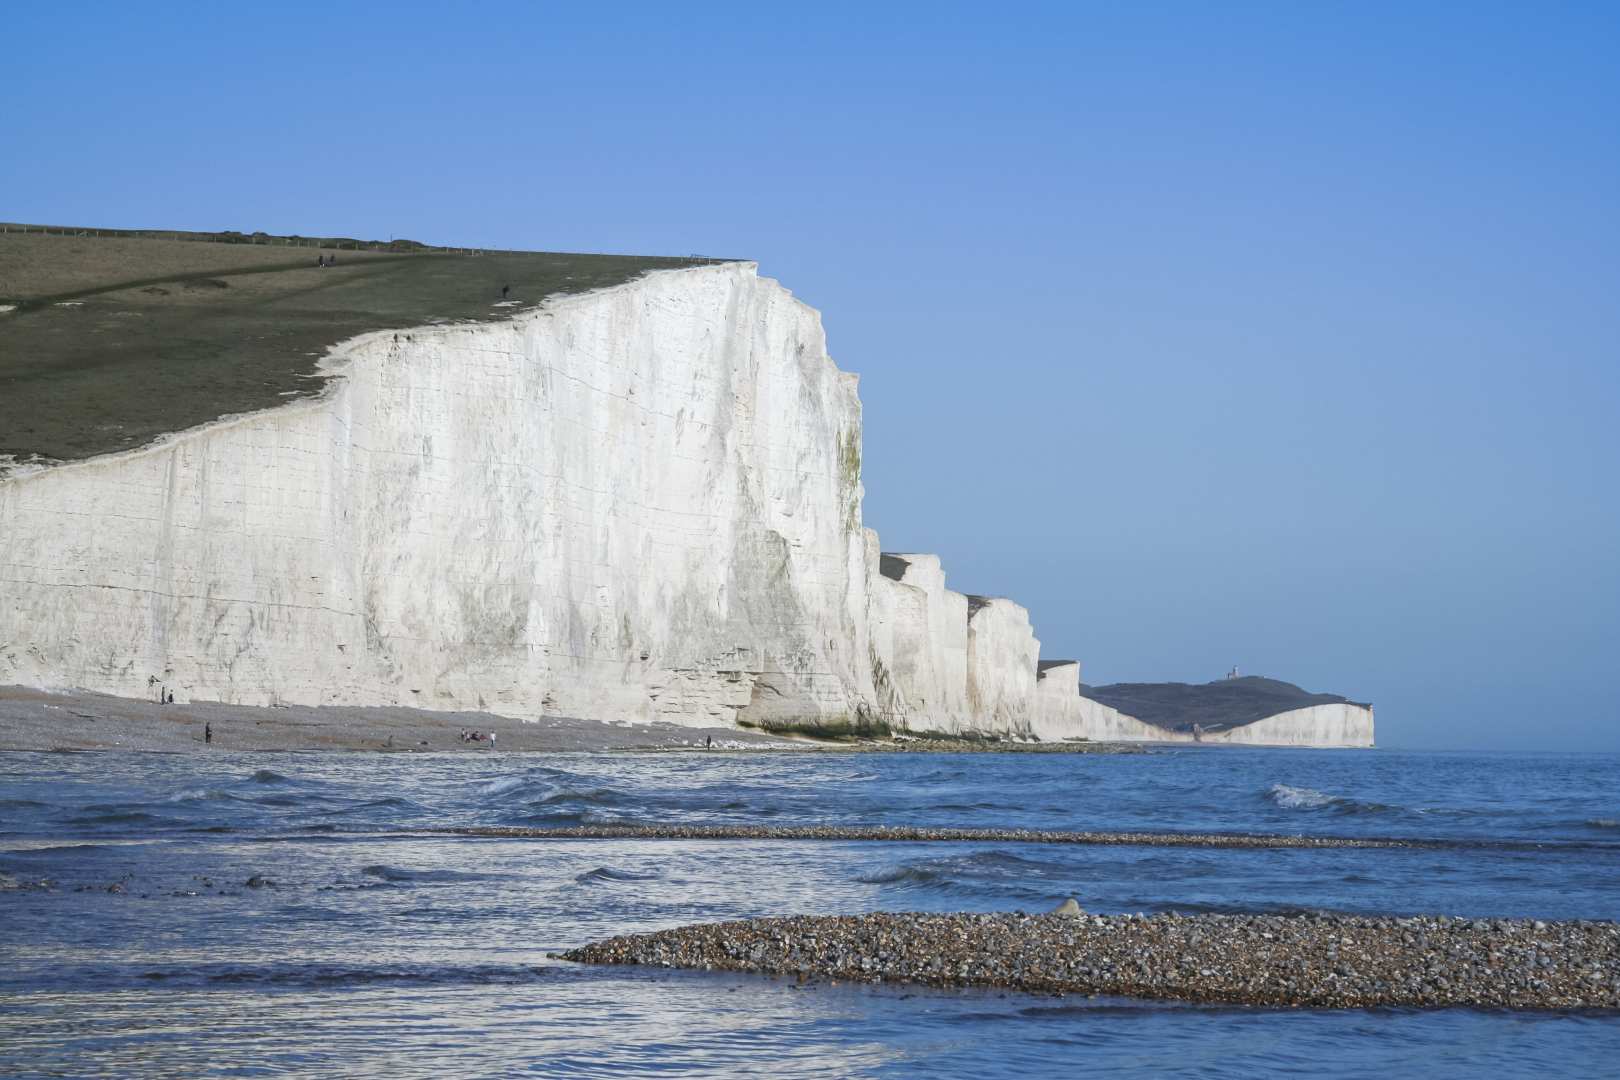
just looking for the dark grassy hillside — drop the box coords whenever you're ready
[0,227,718,464]
[1077,676,1367,733]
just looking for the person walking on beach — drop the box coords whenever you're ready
[489,731,497,751]
[204,723,212,745]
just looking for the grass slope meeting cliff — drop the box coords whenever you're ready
[4,5,1618,1077]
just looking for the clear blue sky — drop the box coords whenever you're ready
[7,3,1617,749]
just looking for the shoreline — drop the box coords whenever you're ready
[0,686,1138,755]
[0,686,783,754]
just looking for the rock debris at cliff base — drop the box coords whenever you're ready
[562,911,1620,1010]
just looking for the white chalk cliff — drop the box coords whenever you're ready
[0,263,1371,746]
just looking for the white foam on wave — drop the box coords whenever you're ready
[480,776,529,797]
[1266,783,1338,810]
[167,787,228,803]
[0,839,156,852]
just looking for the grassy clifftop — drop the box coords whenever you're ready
[0,226,718,465]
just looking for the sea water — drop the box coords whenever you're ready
[1,747,1617,1077]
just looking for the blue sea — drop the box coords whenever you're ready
[2,747,1617,1077]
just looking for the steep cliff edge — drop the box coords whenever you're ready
[0,245,1371,747]
[2,262,876,725]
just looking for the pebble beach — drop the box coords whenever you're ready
[563,910,1620,1010]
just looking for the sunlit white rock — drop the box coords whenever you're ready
[0,264,871,726]
[0,262,1371,747]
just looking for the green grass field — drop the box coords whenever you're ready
[0,227,717,464]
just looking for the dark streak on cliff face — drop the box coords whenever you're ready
[1077,676,1368,733]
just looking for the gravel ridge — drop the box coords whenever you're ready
[444,823,1603,852]
[562,911,1620,1010]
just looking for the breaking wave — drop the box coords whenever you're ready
[574,866,660,884]
[1264,783,1399,816]
[856,850,1074,900]
[167,788,238,804]
[535,787,624,806]
[65,810,173,827]
[360,865,491,884]
[249,770,292,785]
[856,865,950,887]
[480,776,531,797]
[1266,784,1339,810]
[477,772,628,811]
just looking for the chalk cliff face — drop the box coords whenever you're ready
[1071,678,1376,747]
[0,262,1372,747]
[964,597,1040,734]
[1198,704,1373,747]
[1032,661,1088,742]
[868,553,969,732]
[2,264,872,725]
